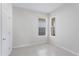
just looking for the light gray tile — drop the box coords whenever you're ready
[10,44,76,56]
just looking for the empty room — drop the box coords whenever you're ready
[0,3,79,56]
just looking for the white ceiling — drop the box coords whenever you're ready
[13,3,63,14]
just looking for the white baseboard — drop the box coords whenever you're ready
[54,44,79,56]
[48,38,79,56]
[13,44,32,48]
[13,40,48,49]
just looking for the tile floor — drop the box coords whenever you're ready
[10,44,76,56]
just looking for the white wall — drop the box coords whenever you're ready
[50,4,79,55]
[0,3,2,56]
[13,7,48,48]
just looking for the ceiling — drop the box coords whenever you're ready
[13,3,63,14]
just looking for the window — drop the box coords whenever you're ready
[51,17,55,36]
[39,27,45,35]
[38,18,46,36]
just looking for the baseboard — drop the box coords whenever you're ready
[48,38,79,56]
[13,40,48,49]
[13,43,31,48]
[54,44,79,56]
